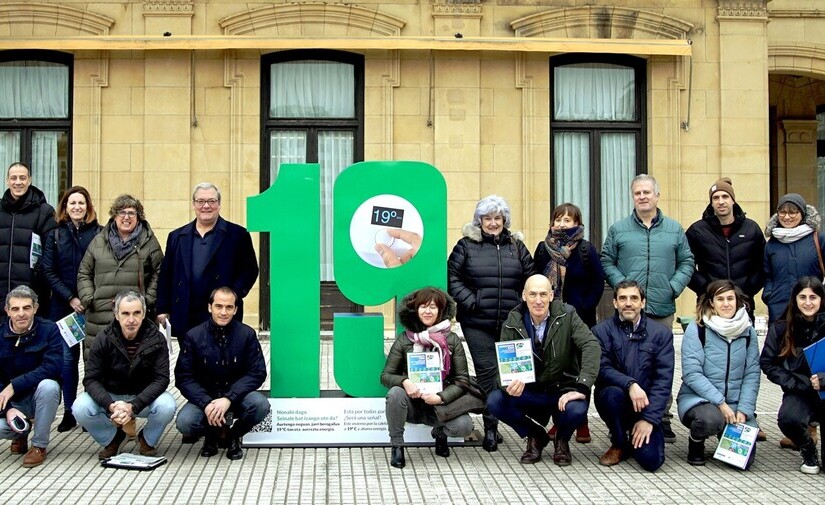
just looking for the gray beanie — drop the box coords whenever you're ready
[777,193,806,216]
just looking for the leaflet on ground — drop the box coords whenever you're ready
[496,338,535,386]
[713,422,757,469]
[407,351,442,395]
[100,453,167,470]
[56,312,86,347]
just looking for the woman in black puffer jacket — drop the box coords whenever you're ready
[447,194,533,451]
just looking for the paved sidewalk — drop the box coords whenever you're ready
[0,333,821,504]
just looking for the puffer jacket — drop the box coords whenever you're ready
[77,220,164,353]
[448,224,533,332]
[677,322,761,421]
[380,292,469,404]
[686,203,765,300]
[600,209,694,318]
[500,300,600,398]
[0,186,57,307]
[40,220,101,320]
[762,206,825,322]
[760,314,825,394]
[0,317,62,408]
[593,313,674,426]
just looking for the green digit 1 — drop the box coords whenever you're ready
[333,161,447,397]
[247,164,321,397]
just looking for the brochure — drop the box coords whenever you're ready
[29,233,41,269]
[803,339,825,400]
[495,339,536,386]
[56,312,86,347]
[713,423,758,469]
[100,453,167,471]
[407,351,443,395]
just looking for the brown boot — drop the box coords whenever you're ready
[779,436,798,450]
[122,418,137,439]
[599,445,624,466]
[137,429,157,457]
[10,437,27,455]
[520,433,549,464]
[22,446,46,468]
[553,439,572,466]
[575,421,592,444]
[98,428,127,460]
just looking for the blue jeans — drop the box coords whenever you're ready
[176,391,270,437]
[487,387,588,440]
[0,379,61,448]
[595,386,665,472]
[73,391,177,448]
[61,340,81,412]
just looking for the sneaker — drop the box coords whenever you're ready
[575,422,591,444]
[22,446,46,468]
[137,429,157,457]
[10,437,27,455]
[800,442,820,474]
[98,428,127,460]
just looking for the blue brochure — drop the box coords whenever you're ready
[803,339,825,400]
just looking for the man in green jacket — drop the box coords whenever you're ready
[487,275,600,466]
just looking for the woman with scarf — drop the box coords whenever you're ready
[381,287,474,469]
[761,276,825,474]
[534,203,604,443]
[677,279,761,468]
[763,193,825,323]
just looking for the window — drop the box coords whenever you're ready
[0,50,72,205]
[261,50,364,328]
[550,54,645,245]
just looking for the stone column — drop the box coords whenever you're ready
[781,119,819,205]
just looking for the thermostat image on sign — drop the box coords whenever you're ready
[350,194,424,269]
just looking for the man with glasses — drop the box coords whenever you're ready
[157,183,258,339]
[175,287,269,460]
[487,274,600,466]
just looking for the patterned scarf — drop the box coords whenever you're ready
[108,221,144,260]
[405,319,452,380]
[542,225,584,297]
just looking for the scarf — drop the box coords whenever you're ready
[542,225,584,298]
[405,319,452,380]
[771,223,814,244]
[108,221,143,260]
[702,307,752,340]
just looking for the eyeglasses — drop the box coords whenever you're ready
[117,211,137,218]
[194,199,219,207]
[779,210,800,217]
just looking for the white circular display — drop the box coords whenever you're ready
[349,194,424,269]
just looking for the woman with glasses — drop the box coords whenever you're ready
[78,194,164,357]
[763,193,825,323]
[40,186,102,432]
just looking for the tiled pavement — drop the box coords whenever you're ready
[0,331,823,504]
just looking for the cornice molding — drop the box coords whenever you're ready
[0,2,114,35]
[510,6,693,40]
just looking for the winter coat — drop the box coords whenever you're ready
[0,317,62,412]
[448,224,533,333]
[83,318,170,414]
[762,207,825,322]
[686,203,766,300]
[677,322,761,421]
[499,300,600,399]
[380,291,469,404]
[40,220,101,321]
[760,315,825,395]
[592,313,674,426]
[534,239,605,328]
[0,186,57,309]
[600,209,694,318]
[175,319,267,410]
[77,220,164,353]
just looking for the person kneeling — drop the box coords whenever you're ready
[73,290,176,460]
[592,280,673,471]
[487,275,600,466]
[175,287,270,460]
[381,287,475,469]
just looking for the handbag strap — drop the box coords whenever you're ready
[814,233,825,278]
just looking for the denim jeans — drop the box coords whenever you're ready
[0,379,61,448]
[595,386,665,472]
[176,391,270,437]
[73,391,177,448]
[487,387,588,440]
[384,386,474,447]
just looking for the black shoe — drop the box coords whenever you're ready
[226,437,244,460]
[433,427,449,458]
[800,441,820,474]
[482,427,499,452]
[687,437,706,466]
[200,435,218,458]
[391,446,406,468]
[662,420,676,444]
[57,412,77,433]
[182,434,201,444]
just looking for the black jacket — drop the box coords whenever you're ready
[686,203,765,299]
[0,186,57,308]
[448,224,533,332]
[760,314,825,394]
[175,319,267,410]
[84,318,170,414]
[40,220,101,320]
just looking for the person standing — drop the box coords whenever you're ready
[157,183,258,336]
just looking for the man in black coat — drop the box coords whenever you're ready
[175,287,269,460]
[156,182,258,337]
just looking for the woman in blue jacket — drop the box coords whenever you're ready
[677,279,760,468]
[39,186,101,432]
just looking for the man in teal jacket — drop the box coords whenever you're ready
[600,173,693,442]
